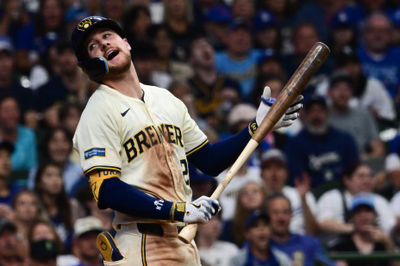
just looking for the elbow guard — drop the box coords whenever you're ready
[88,170,121,205]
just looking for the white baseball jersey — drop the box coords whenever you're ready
[73,84,208,225]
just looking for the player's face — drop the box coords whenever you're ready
[86,29,132,75]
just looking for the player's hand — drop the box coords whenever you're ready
[255,86,303,130]
[173,196,220,224]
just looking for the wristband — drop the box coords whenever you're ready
[248,119,258,135]
[170,202,186,222]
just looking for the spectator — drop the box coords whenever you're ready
[327,73,385,159]
[0,0,30,43]
[163,0,198,62]
[31,127,84,195]
[11,190,48,238]
[0,218,26,265]
[203,5,232,51]
[33,162,81,249]
[260,149,318,235]
[221,181,265,247]
[122,5,152,44]
[75,184,113,231]
[0,141,23,204]
[331,193,393,266]
[148,24,193,82]
[0,37,36,114]
[329,10,359,56]
[133,40,172,88]
[285,95,359,192]
[188,36,241,121]
[102,0,126,24]
[215,19,264,101]
[317,162,395,242]
[384,153,400,199]
[357,12,400,99]
[0,96,38,173]
[35,40,90,112]
[231,0,255,25]
[29,239,59,266]
[293,0,347,43]
[57,103,83,138]
[217,104,263,222]
[316,50,396,125]
[282,22,332,77]
[265,193,335,266]
[15,0,66,74]
[27,219,63,252]
[230,210,292,266]
[196,212,239,266]
[60,216,103,266]
[253,10,281,55]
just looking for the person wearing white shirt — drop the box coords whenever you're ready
[260,149,318,235]
[317,162,395,241]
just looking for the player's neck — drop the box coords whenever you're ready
[103,63,142,99]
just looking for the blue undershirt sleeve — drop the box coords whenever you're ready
[187,126,252,176]
[98,177,178,220]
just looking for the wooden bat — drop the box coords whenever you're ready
[178,42,330,243]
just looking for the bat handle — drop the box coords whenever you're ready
[178,224,198,244]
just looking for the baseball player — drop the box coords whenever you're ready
[71,16,302,266]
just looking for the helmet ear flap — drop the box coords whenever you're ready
[78,57,109,83]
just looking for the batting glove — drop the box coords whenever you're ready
[171,196,220,223]
[255,86,303,130]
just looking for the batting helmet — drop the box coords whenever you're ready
[71,16,124,63]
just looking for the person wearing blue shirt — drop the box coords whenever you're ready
[285,95,359,191]
[215,19,264,101]
[0,96,38,172]
[265,193,335,266]
[358,13,400,99]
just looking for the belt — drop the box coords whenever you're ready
[116,223,185,237]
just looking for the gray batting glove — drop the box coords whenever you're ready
[255,86,303,130]
[172,196,220,223]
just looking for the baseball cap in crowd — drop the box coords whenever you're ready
[329,72,354,89]
[0,141,14,154]
[349,193,376,213]
[227,103,257,126]
[261,149,287,168]
[388,8,400,28]
[74,216,103,238]
[229,18,250,31]
[385,153,400,172]
[303,94,327,111]
[0,218,17,234]
[0,37,14,54]
[253,10,276,31]
[205,5,232,24]
[30,240,59,262]
[245,210,270,230]
[331,10,357,29]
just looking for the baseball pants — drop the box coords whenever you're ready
[104,223,201,266]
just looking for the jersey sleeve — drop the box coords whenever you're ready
[73,99,122,175]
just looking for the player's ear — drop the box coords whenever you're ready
[123,38,131,51]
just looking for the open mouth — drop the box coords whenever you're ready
[106,50,119,61]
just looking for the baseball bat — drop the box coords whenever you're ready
[178,42,330,243]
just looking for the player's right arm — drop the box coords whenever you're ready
[89,169,219,223]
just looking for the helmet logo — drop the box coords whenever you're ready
[77,18,93,32]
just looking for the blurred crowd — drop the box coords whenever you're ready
[1,0,400,265]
